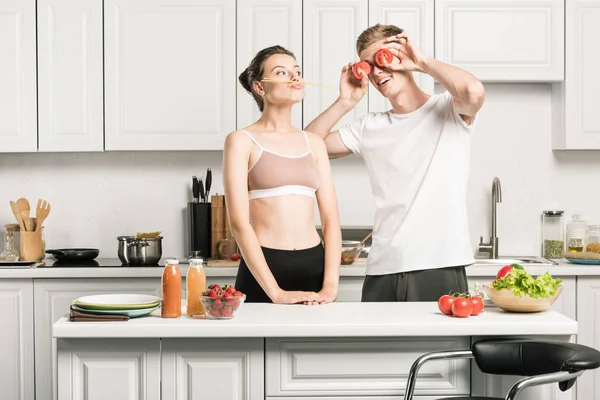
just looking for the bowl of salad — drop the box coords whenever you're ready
[483,264,563,313]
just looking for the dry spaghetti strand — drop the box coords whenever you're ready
[260,78,329,88]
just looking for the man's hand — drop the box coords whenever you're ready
[339,62,368,106]
[271,289,324,305]
[381,33,428,73]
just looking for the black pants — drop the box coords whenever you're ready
[361,265,469,302]
[234,243,325,303]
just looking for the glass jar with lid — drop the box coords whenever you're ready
[566,212,588,252]
[1,224,21,262]
[587,225,600,252]
[542,210,564,258]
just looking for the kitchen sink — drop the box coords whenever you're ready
[474,256,558,267]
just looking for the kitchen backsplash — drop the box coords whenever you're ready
[2,83,600,259]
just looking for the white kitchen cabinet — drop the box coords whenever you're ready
[34,278,162,400]
[103,0,236,151]
[0,280,35,400]
[368,0,434,112]
[265,337,470,397]
[0,0,37,153]
[37,0,104,152]
[237,0,302,130]
[303,0,368,131]
[576,277,600,400]
[57,338,160,400]
[162,338,264,400]
[435,0,564,82]
[552,0,600,150]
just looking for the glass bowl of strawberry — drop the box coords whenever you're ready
[200,284,246,319]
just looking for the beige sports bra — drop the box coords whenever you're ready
[242,130,320,200]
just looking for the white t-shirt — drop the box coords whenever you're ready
[338,91,476,275]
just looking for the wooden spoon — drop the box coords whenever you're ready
[9,201,26,231]
[351,231,373,252]
[35,199,51,231]
[16,197,33,231]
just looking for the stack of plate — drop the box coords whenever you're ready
[71,294,161,318]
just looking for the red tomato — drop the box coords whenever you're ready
[496,265,513,280]
[352,61,371,79]
[470,296,484,316]
[228,254,241,261]
[437,295,455,316]
[452,298,473,318]
[375,48,394,67]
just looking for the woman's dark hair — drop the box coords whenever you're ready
[239,45,296,112]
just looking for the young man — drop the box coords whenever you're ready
[305,24,485,302]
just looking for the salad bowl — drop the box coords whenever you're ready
[483,283,563,313]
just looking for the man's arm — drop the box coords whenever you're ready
[304,62,368,158]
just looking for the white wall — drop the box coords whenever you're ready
[1,83,599,259]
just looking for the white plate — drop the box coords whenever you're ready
[73,294,161,310]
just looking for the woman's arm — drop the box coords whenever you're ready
[309,133,342,303]
[223,131,324,304]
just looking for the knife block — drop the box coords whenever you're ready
[188,202,211,259]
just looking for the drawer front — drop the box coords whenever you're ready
[266,337,470,397]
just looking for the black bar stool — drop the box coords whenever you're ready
[404,339,600,400]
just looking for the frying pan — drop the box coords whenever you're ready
[46,248,99,262]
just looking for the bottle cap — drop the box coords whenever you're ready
[189,258,204,265]
[165,259,179,265]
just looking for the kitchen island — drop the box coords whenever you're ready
[53,302,578,400]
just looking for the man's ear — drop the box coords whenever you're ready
[253,80,264,95]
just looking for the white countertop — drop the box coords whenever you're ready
[2,258,600,278]
[53,301,577,339]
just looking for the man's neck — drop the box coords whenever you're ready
[388,83,431,115]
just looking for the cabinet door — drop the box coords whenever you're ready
[37,0,104,152]
[577,277,600,400]
[0,0,37,152]
[237,0,302,129]
[368,0,434,112]
[0,280,34,400]
[303,0,368,131]
[104,0,236,151]
[34,278,161,400]
[162,338,264,400]
[552,0,600,150]
[57,339,160,400]
[435,0,564,82]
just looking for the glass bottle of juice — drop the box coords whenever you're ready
[187,258,206,317]
[161,259,181,318]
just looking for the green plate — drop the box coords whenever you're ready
[71,304,159,318]
[72,294,161,310]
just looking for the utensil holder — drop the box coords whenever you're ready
[20,230,44,262]
[188,202,211,259]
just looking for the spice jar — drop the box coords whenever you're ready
[542,210,564,258]
[161,259,182,318]
[566,212,588,252]
[186,258,206,318]
[587,225,600,253]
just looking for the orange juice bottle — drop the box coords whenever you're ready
[161,259,181,318]
[187,258,207,317]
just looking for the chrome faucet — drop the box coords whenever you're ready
[479,177,502,259]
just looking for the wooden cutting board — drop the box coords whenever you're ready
[206,258,367,268]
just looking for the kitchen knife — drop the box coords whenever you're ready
[199,179,206,203]
[192,176,199,203]
[205,168,212,201]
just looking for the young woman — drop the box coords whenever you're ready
[223,45,342,304]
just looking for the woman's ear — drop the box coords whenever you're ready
[253,80,265,96]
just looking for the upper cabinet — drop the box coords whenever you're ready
[37,0,104,152]
[236,0,302,130]
[0,0,37,153]
[368,0,434,113]
[552,0,600,150]
[303,0,368,131]
[435,0,565,82]
[103,0,236,151]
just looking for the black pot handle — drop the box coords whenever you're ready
[46,249,66,257]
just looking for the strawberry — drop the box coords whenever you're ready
[212,298,223,310]
[233,291,243,297]
[207,288,218,298]
[208,284,222,292]
[221,307,233,317]
[225,286,236,295]
[209,308,222,317]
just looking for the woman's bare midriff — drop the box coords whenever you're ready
[249,194,321,250]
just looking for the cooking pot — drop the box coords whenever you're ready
[117,236,162,265]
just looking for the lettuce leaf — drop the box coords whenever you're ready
[490,268,562,299]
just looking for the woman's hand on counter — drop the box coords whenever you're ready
[271,289,324,305]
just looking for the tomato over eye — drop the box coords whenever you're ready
[375,48,394,67]
[352,61,371,79]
